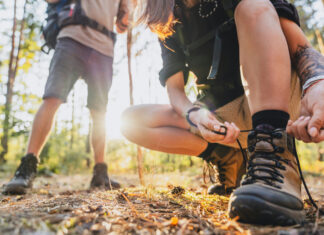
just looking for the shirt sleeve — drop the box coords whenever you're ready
[159,37,187,87]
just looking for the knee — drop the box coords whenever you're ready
[42,98,62,111]
[90,110,106,126]
[120,107,137,137]
[234,0,278,26]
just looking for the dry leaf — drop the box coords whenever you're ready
[170,217,178,226]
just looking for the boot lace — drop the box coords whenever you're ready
[241,129,288,188]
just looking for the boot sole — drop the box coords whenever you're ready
[229,194,305,226]
[2,185,28,195]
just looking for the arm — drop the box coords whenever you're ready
[165,71,193,117]
[280,18,324,142]
[116,0,129,33]
[166,72,239,144]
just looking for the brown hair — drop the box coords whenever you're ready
[138,0,177,40]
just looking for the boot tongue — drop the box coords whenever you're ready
[254,124,275,153]
[255,124,275,132]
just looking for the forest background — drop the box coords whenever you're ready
[0,0,323,181]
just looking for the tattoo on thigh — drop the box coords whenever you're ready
[292,45,324,86]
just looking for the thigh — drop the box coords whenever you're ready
[122,104,190,130]
[84,50,113,112]
[43,38,84,102]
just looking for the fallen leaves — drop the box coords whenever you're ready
[171,186,185,196]
[0,175,322,234]
[170,217,178,226]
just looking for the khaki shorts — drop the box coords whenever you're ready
[190,72,301,149]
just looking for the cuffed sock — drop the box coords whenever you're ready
[252,110,289,130]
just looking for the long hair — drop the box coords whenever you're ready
[138,0,177,40]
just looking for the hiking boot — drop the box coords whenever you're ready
[228,126,305,225]
[202,145,246,196]
[2,154,38,195]
[90,163,121,190]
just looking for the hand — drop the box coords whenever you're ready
[189,108,240,144]
[287,80,324,143]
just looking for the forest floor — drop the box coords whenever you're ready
[0,171,323,235]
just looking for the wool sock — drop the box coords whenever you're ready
[252,110,289,129]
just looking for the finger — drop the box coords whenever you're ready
[286,120,293,135]
[198,124,225,143]
[222,122,236,144]
[296,116,312,142]
[307,108,324,138]
[311,129,324,143]
[291,116,305,140]
[202,117,222,132]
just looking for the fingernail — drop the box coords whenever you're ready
[309,127,318,137]
[299,116,305,120]
[305,116,311,120]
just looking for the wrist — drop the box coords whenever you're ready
[302,78,324,98]
[186,107,201,127]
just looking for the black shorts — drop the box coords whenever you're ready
[271,0,300,26]
[43,37,113,112]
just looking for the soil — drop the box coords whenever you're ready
[0,173,323,235]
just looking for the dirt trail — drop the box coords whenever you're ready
[0,173,323,234]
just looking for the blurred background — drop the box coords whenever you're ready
[0,0,323,181]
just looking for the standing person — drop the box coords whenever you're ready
[3,0,130,195]
[121,0,324,225]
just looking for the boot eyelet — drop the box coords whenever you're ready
[273,133,283,138]
[248,132,256,139]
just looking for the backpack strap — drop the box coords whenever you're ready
[207,18,235,79]
[207,29,222,80]
[60,0,116,43]
[185,29,217,57]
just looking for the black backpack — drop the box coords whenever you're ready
[41,0,116,53]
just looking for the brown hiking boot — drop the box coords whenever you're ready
[228,126,305,225]
[202,145,246,196]
[90,163,121,190]
[2,154,38,195]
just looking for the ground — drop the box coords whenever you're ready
[0,172,323,235]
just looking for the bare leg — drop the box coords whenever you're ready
[121,104,208,156]
[90,109,106,164]
[235,0,291,114]
[27,98,62,158]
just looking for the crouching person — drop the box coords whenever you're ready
[121,0,324,226]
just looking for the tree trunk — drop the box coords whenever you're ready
[127,9,145,186]
[70,89,75,149]
[86,121,91,154]
[0,0,27,162]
